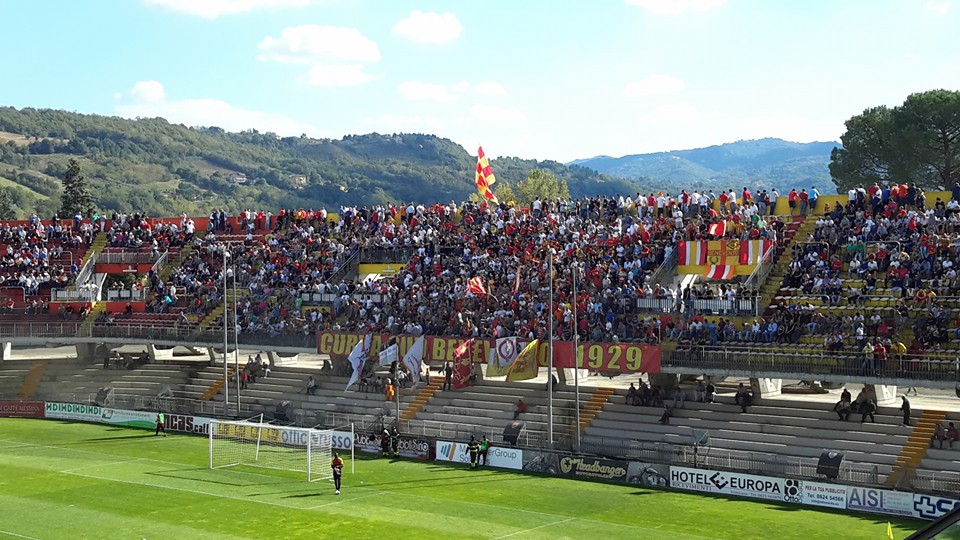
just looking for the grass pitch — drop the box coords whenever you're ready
[0,419,921,539]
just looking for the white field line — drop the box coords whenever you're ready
[59,458,144,474]
[493,517,575,539]
[0,530,41,540]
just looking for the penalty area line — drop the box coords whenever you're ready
[493,517,575,539]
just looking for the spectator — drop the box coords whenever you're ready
[949,423,960,448]
[658,406,673,425]
[900,395,911,426]
[695,380,706,402]
[834,398,851,421]
[859,398,877,424]
[443,362,453,391]
[933,423,948,449]
[704,382,716,403]
[673,387,686,409]
[513,399,526,420]
[734,383,752,413]
[304,375,317,395]
[626,383,637,405]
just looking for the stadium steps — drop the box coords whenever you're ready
[199,366,240,401]
[158,243,194,283]
[0,364,32,398]
[577,387,615,432]
[75,302,107,337]
[16,360,48,400]
[885,409,947,488]
[400,377,443,423]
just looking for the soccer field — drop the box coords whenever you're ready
[0,419,921,539]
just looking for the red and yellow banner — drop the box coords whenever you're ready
[316,332,661,373]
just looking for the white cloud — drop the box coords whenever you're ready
[473,81,507,97]
[640,103,700,124]
[398,81,457,102]
[144,0,320,19]
[115,81,316,136]
[625,0,726,16]
[924,0,952,13]
[258,26,380,64]
[623,74,686,97]
[393,11,463,44]
[127,80,166,103]
[471,105,527,125]
[306,64,376,87]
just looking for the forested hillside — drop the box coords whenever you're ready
[0,107,645,217]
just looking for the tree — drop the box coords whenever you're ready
[493,182,518,204]
[0,189,16,219]
[60,158,94,217]
[830,90,960,191]
[516,169,571,206]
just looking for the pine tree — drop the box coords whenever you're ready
[0,189,15,220]
[60,158,94,217]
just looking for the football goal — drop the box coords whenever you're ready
[209,419,335,482]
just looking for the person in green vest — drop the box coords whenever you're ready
[478,436,490,467]
[155,411,166,437]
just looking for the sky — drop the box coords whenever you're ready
[2,0,959,162]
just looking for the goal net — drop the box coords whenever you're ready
[209,419,333,482]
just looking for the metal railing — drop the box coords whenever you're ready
[359,247,415,264]
[106,288,149,301]
[743,242,777,290]
[326,249,361,284]
[648,246,677,285]
[665,346,960,383]
[96,251,160,265]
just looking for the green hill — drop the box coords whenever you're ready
[571,138,839,196]
[0,107,648,217]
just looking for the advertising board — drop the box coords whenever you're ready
[99,408,156,429]
[487,446,523,470]
[795,480,847,510]
[436,440,472,464]
[846,486,915,517]
[670,467,788,502]
[913,494,960,520]
[164,414,213,435]
[626,462,671,487]
[44,402,102,422]
[558,456,629,482]
[0,401,43,418]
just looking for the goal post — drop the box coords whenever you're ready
[209,419,334,482]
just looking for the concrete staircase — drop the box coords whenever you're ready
[75,302,107,337]
[198,288,249,332]
[400,377,444,423]
[199,366,239,401]
[159,243,194,283]
[757,216,817,315]
[578,387,615,432]
[886,409,947,488]
[17,360,49,400]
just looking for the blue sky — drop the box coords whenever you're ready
[3,0,959,161]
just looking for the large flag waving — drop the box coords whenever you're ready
[467,276,488,295]
[378,337,399,367]
[452,339,474,389]
[475,146,499,205]
[402,336,425,385]
[345,334,371,391]
[486,337,519,377]
[507,339,541,382]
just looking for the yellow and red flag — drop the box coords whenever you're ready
[475,146,499,205]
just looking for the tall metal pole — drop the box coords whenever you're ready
[222,249,229,416]
[233,267,240,416]
[547,252,554,446]
[573,264,580,451]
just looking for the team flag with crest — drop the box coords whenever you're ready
[452,339,474,389]
[486,337,519,377]
[507,339,541,382]
[467,276,488,295]
[402,336,425,385]
[475,146,499,205]
[345,334,372,391]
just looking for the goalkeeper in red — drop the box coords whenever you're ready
[331,452,344,495]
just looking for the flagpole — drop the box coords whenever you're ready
[548,252,554,447]
[573,264,580,452]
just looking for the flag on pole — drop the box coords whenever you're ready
[466,276,488,295]
[512,268,522,297]
[704,265,735,280]
[486,346,511,377]
[402,336,425,385]
[378,338,399,367]
[886,522,894,539]
[507,339,541,382]
[452,339,474,389]
[344,334,371,391]
[739,239,774,265]
[475,146,499,205]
